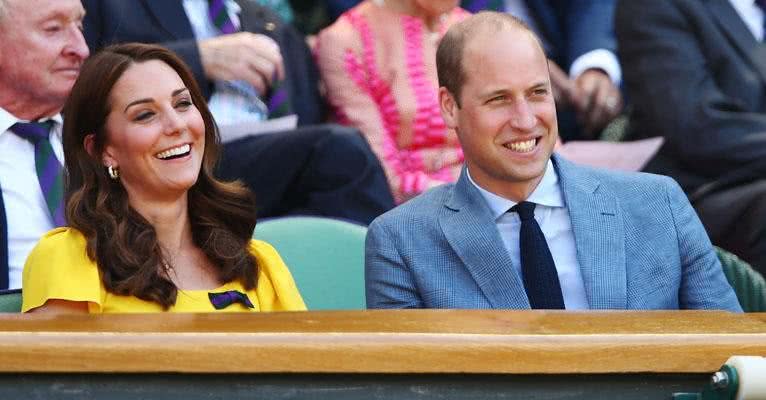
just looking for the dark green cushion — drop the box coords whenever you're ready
[716,247,766,312]
[0,289,22,313]
[254,217,366,310]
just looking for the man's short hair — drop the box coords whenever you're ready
[436,12,542,106]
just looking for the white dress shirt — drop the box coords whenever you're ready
[467,160,589,309]
[0,107,64,289]
[504,0,622,84]
[729,0,765,40]
[182,0,268,127]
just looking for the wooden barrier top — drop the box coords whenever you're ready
[0,310,764,374]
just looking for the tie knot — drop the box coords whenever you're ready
[511,201,536,220]
[11,121,54,144]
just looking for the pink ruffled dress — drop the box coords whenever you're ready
[316,2,469,202]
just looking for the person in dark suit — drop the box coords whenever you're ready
[461,0,623,140]
[81,0,395,224]
[365,12,741,312]
[616,0,766,274]
[0,0,90,289]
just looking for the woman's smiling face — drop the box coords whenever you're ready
[102,59,206,203]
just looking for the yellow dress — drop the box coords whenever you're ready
[21,228,306,313]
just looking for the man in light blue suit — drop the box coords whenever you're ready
[364,12,742,311]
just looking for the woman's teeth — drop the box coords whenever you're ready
[156,144,191,160]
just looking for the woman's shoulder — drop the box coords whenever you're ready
[247,239,281,262]
[27,227,89,259]
[22,227,102,313]
[247,239,307,311]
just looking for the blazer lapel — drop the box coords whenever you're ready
[706,0,766,84]
[438,169,530,309]
[142,0,195,40]
[554,155,626,309]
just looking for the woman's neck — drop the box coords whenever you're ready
[130,194,193,257]
[376,0,446,32]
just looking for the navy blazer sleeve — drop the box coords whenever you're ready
[616,0,766,177]
[562,0,617,67]
[524,0,617,70]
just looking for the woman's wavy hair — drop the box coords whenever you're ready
[62,43,258,309]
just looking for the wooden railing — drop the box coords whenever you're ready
[0,310,764,374]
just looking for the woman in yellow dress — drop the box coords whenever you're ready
[22,43,305,313]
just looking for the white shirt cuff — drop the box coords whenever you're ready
[568,49,622,85]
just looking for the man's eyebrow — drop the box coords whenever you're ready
[123,88,189,112]
[478,88,508,98]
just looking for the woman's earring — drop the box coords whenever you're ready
[107,165,120,180]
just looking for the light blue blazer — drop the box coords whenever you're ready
[365,154,742,311]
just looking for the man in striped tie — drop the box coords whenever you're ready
[0,0,90,289]
[79,0,396,225]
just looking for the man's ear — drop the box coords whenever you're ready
[439,87,459,130]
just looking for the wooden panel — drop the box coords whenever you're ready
[0,310,764,374]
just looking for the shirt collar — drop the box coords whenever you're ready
[0,106,63,139]
[467,159,565,220]
[731,0,759,12]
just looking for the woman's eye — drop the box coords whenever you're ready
[134,111,154,121]
[175,100,192,109]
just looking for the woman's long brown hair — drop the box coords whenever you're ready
[62,43,258,309]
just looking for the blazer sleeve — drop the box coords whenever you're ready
[564,0,618,67]
[364,218,424,309]
[663,177,742,311]
[616,0,766,176]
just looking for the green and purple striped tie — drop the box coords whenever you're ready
[207,0,292,118]
[11,121,66,226]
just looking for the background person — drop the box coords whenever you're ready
[0,0,89,289]
[616,0,766,275]
[316,0,469,202]
[22,43,305,313]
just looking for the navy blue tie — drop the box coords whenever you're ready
[511,201,565,309]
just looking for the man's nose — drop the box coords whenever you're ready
[64,25,90,61]
[508,100,537,131]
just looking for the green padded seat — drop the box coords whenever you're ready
[715,247,766,312]
[254,216,367,310]
[0,289,22,313]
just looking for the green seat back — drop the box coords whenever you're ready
[0,289,22,313]
[716,247,766,312]
[254,217,367,310]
